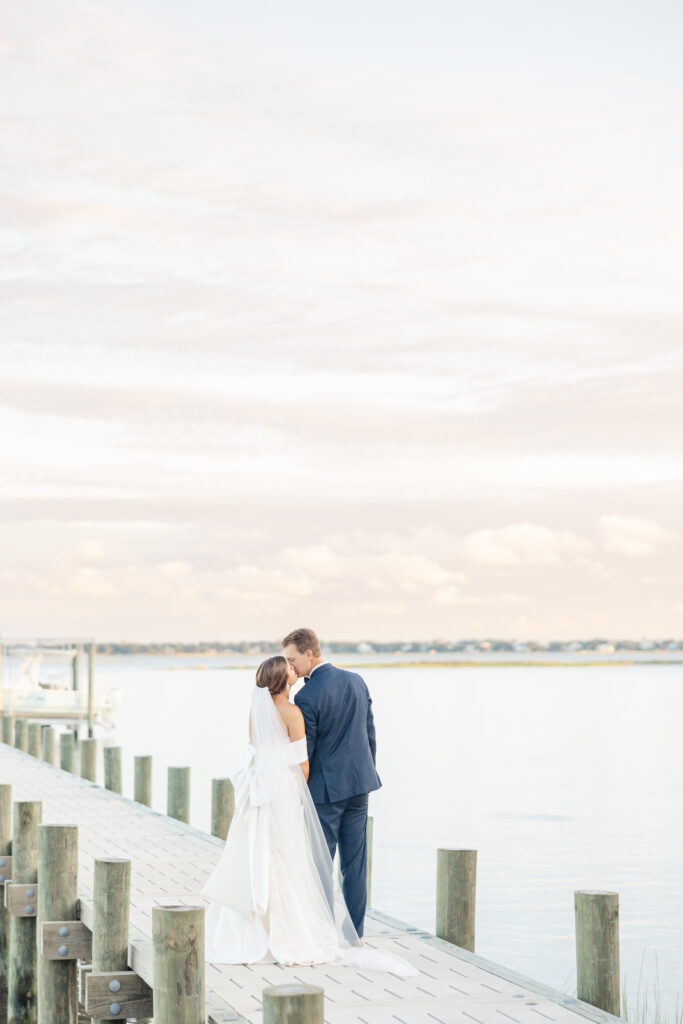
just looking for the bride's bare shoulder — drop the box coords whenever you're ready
[276,700,302,725]
[275,699,305,739]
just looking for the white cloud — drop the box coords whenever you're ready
[432,586,467,607]
[492,592,534,607]
[0,530,466,624]
[157,560,194,580]
[360,600,406,616]
[599,515,677,557]
[462,523,593,567]
[69,568,122,598]
[72,540,109,563]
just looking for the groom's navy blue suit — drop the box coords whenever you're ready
[294,662,381,936]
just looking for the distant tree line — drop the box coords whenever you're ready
[95,637,681,655]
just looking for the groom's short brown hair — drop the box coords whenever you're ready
[281,627,321,657]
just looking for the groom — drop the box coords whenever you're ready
[282,627,381,936]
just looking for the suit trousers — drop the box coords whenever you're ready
[315,792,369,937]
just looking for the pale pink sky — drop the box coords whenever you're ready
[1,0,682,641]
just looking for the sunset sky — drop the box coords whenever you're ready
[2,0,682,641]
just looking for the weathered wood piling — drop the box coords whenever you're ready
[89,859,131,1024]
[366,815,374,906]
[59,734,75,774]
[2,717,13,747]
[575,889,620,1016]
[40,727,55,766]
[87,642,96,739]
[13,720,27,754]
[152,905,204,1024]
[167,766,190,823]
[103,747,122,795]
[211,778,235,840]
[133,755,152,807]
[436,848,477,951]
[36,824,79,1024]
[27,725,41,760]
[71,647,79,692]
[79,738,97,783]
[7,800,42,1024]
[264,984,324,1024]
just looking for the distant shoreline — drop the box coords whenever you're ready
[340,658,683,668]
[142,657,683,670]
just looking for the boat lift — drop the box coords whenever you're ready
[0,637,100,737]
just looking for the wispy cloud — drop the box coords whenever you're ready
[462,524,595,569]
[599,516,678,557]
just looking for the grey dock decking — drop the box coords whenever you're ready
[0,744,623,1024]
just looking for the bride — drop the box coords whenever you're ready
[202,655,415,973]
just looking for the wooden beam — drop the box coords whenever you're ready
[5,882,39,917]
[42,920,91,961]
[85,970,153,1020]
[0,855,13,883]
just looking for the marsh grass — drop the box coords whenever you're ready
[621,951,683,1024]
[560,951,682,1024]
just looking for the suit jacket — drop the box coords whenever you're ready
[294,662,382,804]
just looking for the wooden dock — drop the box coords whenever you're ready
[0,742,623,1024]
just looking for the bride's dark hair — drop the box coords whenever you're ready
[255,655,289,696]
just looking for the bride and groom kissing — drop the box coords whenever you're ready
[201,627,414,974]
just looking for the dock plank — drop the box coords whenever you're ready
[0,744,623,1024]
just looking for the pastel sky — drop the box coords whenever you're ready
[2,0,682,641]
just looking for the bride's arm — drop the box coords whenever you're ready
[288,706,310,782]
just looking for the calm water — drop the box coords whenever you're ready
[95,654,683,1018]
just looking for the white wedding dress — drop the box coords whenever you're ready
[202,685,415,974]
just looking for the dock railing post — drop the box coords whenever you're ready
[436,848,477,952]
[37,824,79,1024]
[0,785,11,1019]
[134,756,152,807]
[2,715,13,746]
[91,858,131,1024]
[167,767,190,824]
[87,642,95,739]
[80,738,98,783]
[41,726,56,765]
[575,890,620,1016]
[60,733,75,774]
[103,747,122,795]
[71,646,79,692]
[211,779,235,840]
[27,723,42,758]
[14,719,27,753]
[8,800,42,1024]
[263,984,324,1024]
[366,815,373,907]
[152,905,204,1023]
